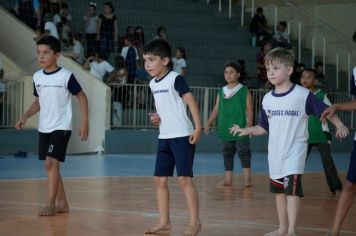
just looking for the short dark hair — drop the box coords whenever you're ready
[224,60,241,73]
[104,2,114,12]
[302,68,316,79]
[143,39,171,59]
[279,21,287,28]
[36,36,61,53]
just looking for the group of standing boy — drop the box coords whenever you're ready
[15,34,356,236]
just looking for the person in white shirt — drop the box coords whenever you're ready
[230,47,348,236]
[83,2,98,55]
[33,13,59,41]
[83,53,114,81]
[172,47,187,76]
[62,32,85,65]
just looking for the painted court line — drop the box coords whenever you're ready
[0,200,355,234]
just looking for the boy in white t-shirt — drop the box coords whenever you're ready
[143,39,202,236]
[230,47,348,236]
[15,36,89,216]
[172,47,187,76]
[83,53,114,81]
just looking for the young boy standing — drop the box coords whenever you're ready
[15,36,89,216]
[143,39,202,236]
[205,61,253,187]
[323,66,356,236]
[300,69,343,195]
[229,48,348,236]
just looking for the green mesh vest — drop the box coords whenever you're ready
[217,85,249,141]
[308,90,328,144]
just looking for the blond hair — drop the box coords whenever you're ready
[264,47,294,67]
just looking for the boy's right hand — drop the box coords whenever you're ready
[204,123,210,135]
[148,112,161,126]
[15,117,27,131]
[335,124,349,139]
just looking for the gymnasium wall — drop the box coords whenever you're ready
[0,6,111,154]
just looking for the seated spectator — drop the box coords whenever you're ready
[59,2,72,23]
[83,2,98,56]
[62,32,85,65]
[291,62,305,85]
[256,41,272,86]
[314,61,326,89]
[106,55,128,127]
[57,16,72,48]
[83,53,114,81]
[33,13,59,41]
[249,7,271,46]
[125,26,135,41]
[121,37,138,83]
[273,21,291,49]
[156,25,167,40]
[14,0,41,30]
[172,47,187,76]
[133,26,145,67]
[51,2,61,26]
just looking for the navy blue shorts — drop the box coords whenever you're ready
[346,141,356,184]
[154,136,195,177]
[38,130,71,162]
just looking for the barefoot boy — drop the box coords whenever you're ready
[143,39,201,236]
[15,36,89,216]
[230,48,348,236]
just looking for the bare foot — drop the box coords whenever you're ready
[217,180,232,187]
[144,223,171,234]
[182,223,201,236]
[56,204,70,213]
[38,205,56,216]
[264,229,286,236]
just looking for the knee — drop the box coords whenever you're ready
[343,181,356,195]
[154,177,168,189]
[178,177,192,189]
[45,158,59,172]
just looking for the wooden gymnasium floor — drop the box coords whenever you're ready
[0,153,356,236]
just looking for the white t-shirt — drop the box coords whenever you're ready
[149,71,194,139]
[172,57,187,75]
[72,41,85,65]
[84,15,98,34]
[33,67,82,133]
[89,60,114,80]
[44,21,59,39]
[53,14,61,26]
[121,46,139,61]
[259,84,328,179]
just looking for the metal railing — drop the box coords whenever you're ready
[109,84,355,130]
[0,80,24,128]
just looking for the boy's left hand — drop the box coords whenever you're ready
[79,122,89,141]
[335,124,349,139]
[189,128,201,144]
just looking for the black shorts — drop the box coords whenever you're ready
[270,174,303,197]
[38,130,72,162]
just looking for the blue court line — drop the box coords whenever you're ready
[0,152,351,179]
